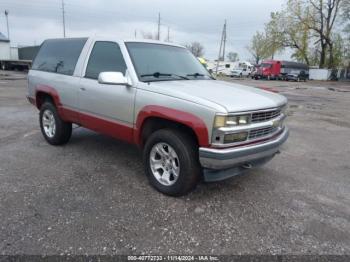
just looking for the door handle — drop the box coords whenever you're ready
[80,87,86,91]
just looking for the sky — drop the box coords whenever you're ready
[0,0,287,61]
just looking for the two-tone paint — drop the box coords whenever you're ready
[27,38,288,178]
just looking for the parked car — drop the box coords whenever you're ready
[230,68,250,77]
[281,61,309,80]
[286,70,308,82]
[27,37,289,196]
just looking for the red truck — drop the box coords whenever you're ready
[255,60,309,81]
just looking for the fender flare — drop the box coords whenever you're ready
[34,85,78,122]
[134,105,209,147]
[35,85,62,109]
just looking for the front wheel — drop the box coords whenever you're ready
[39,102,72,145]
[143,129,201,196]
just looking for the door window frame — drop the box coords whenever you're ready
[83,40,128,80]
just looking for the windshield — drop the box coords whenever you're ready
[126,42,212,82]
[261,63,272,68]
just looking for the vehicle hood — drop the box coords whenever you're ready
[140,80,287,113]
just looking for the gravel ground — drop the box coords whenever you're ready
[0,72,349,255]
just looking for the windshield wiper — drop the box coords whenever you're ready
[140,72,189,80]
[186,73,205,77]
[187,72,215,80]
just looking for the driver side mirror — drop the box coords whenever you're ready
[98,72,131,86]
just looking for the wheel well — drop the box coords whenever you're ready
[36,92,54,109]
[140,117,199,148]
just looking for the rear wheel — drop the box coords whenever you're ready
[39,102,72,145]
[143,129,201,196]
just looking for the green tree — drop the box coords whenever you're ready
[332,34,345,67]
[288,0,343,68]
[247,31,270,64]
[341,0,350,66]
[281,2,312,65]
[264,12,285,59]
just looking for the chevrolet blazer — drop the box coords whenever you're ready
[27,37,289,196]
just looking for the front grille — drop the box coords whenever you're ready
[248,126,278,140]
[251,109,281,123]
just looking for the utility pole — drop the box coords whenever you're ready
[215,20,227,75]
[157,12,161,40]
[222,20,227,62]
[134,29,137,39]
[167,27,170,42]
[4,10,10,41]
[61,0,66,38]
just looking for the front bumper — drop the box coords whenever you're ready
[199,127,289,171]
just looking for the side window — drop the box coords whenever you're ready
[32,38,87,76]
[85,41,127,79]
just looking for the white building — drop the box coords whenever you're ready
[0,32,18,60]
[0,32,11,60]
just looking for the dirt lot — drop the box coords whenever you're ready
[0,71,349,255]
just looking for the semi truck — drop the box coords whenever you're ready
[255,60,309,81]
[0,59,32,71]
[0,34,39,71]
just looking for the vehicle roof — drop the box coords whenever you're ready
[41,37,186,49]
[89,37,186,49]
[122,39,185,48]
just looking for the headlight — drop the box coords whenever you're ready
[214,114,250,128]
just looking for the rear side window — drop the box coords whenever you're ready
[85,41,127,79]
[32,38,87,76]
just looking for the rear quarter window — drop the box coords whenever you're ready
[32,38,87,76]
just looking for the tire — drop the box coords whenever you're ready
[143,129,201,196]
[39,102,72,145]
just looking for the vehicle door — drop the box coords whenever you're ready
[242,68,248,76]
[78,41,135,141]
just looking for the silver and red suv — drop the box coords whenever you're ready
[27,37,289,196]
